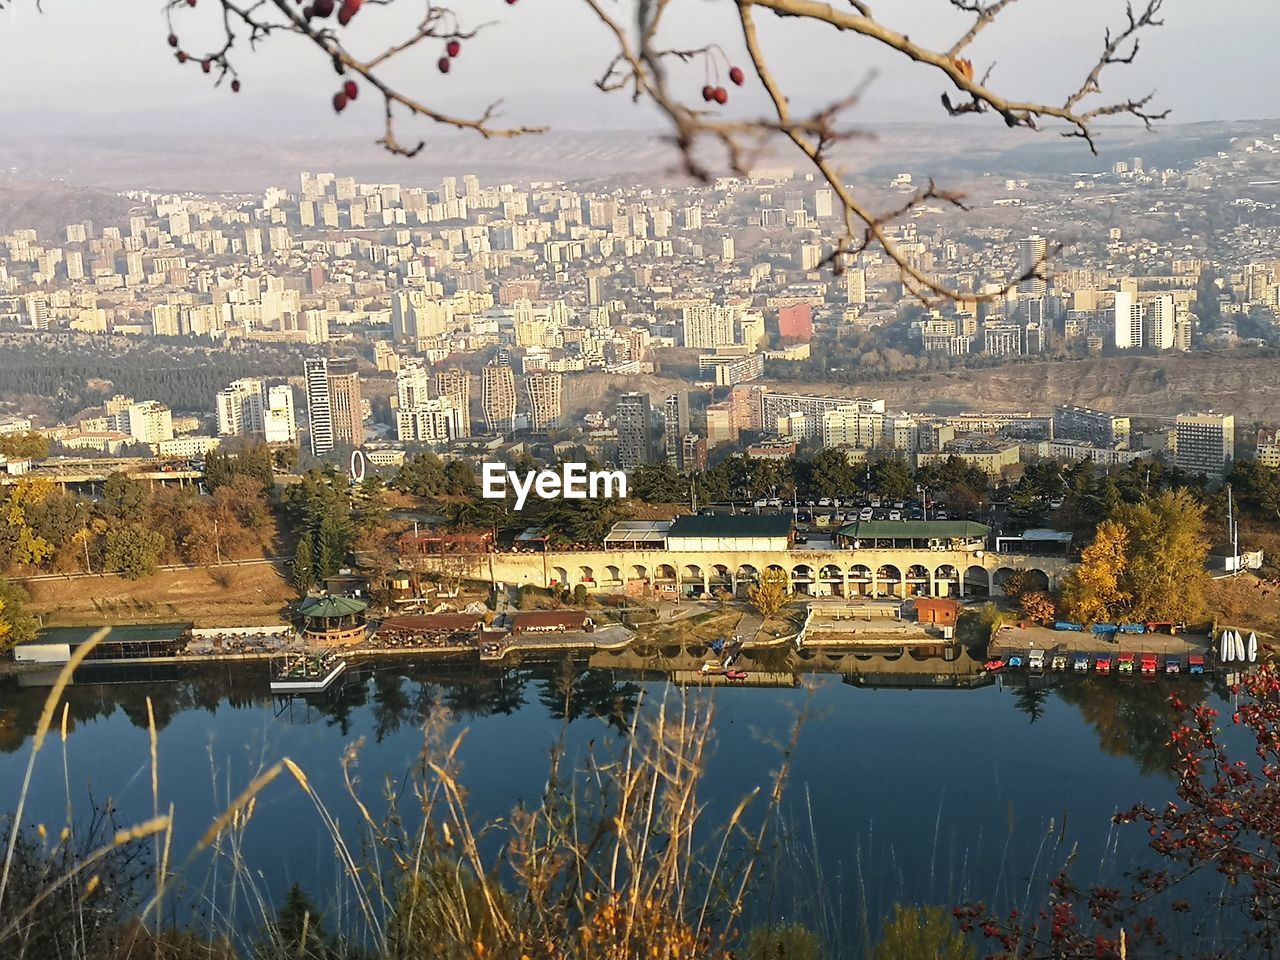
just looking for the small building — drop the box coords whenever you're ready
[836,520,989,551]
[298,595,368,647]
[510,611,594,634]
[913,597,962,627]
[603,520,672,551]
[665,514,792,552]
[13,622,193,664]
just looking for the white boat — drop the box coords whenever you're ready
[1248,632,1259,663]
[1234,630,1247,663]
[271,654,348,693]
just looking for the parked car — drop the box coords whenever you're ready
[818,497,832,508]
[859,508,873,521]
[888,510,902,521]
[753,499,767,508]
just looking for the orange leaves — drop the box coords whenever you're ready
[953,57,974,84]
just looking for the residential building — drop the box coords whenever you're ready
[481,362,517,434]
[616,392,653,470]
[525,371,563,431]
[663,391,691,467]
[1257,429,1280,468]
[434,370,472,438]
[126,400,174,447]
[1174,412,1234,479]
[1053,404,1131,448]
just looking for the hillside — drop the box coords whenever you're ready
[563,353,1280,425]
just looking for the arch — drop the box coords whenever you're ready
[1021,568,1051,593]
[904,563,931,598]
[682,563,703,581]
[765,563,788,578]
[630,564,649,582]
[964,564,990,596]
[655,563,677,581]
[736,564,759,580]
[847,563,873,597]
[711,563,731,580]
[578,565,595,583]
[934,564,959,582]
[551,566,568,587]
[819,563,843,581]
[876,564,902,598]
[791,564,814,596]
[605,564,621,583]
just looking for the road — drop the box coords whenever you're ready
[8,556,291,583]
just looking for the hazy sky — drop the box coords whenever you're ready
[2,1,1276,138]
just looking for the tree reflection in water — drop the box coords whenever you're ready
[1055,678,1194,777]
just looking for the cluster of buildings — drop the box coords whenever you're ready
[3,135,1279,479]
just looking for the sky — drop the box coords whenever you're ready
[2,1,1277,142]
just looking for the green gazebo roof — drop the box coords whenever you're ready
[299,595,368,619]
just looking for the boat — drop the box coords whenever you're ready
[1095,654,1112,675]
[1007,655,1024,668]
[725,669,749,681]
[1051,654,1068,671]
[1164,656,1181,674]
[270,653,348,693]
[1117,653,1135,675]
[1139,652,1158,675]
[1072,653,1090,673]
[1028,649,1045,673]
[1248,632,1259,663]
[1188,654,1206,675]
[983,658,1005,672]
[1053,621,1084,632]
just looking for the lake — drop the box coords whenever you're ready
[0,658,1231,955]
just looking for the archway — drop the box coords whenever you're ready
[819,564,844,598]
[735,564,759,597]
[605,564,621,584]
[934,564,960,598]
[630,564,649,582]
[964,564,990,596]
[905,564,930,597]
[993,567,1017,596]
[551,566,568,587]
[791,564,814,596]
[848,564,873,597]
[876,564,902,598]
[578,565,595,584]
[655,563,677,582]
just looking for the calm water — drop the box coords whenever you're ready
[0,658,1234,954]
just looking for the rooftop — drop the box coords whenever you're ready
[25,622,193,648]
[667,514,793,540]
[299,595,368,618]
[837,520,991,541]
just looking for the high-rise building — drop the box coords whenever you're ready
[616,393,653,471]
[327,358,363,448]
[263,385,297,444]
[845,268,867,305]
[1143,295,1176,350]
[217,378,265,437]
[1256,429,1280,468]
[682,303,735,349]
[305,357,363,456]
[1174,412,1234,479]
[127,401,174,447]
[434,370,471,438]
[525,372,563,432]
[395,358,432,413]
[482,362,517,434]
[663,391,691,467]
[814,188,834,219]
[1018,235,1048,296]
[777,303,813,340]
[1114,291,1144,348]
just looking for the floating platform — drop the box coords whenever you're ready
[270,656,347,693]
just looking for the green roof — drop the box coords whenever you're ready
[25,622,192,647]
[298,595,368,618]
[836,520,991,540]
[667,514,792,539]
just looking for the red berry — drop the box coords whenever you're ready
[231,79,241,93]
[701,85,714,102]
[186,0,196,6]
[506,0,518,4]
[713,86,728,104]
[333,91,348,112]
[446,39,461,58]
[167,33,179,48]
[437,56,451,74]
[338,0,362,23]
[201,59,212,74]
[343,79,358,100]
[176,51,188,63]
[728,66,745,86]
[312,0,334,16]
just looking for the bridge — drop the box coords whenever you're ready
[1,457,203,489]
[484,546,1072,599]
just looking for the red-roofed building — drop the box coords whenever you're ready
[777,303,813,340]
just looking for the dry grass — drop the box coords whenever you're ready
[21,564,297,628]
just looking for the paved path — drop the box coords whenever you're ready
[9,556,290,583]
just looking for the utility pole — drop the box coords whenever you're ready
[214,518,222,566]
